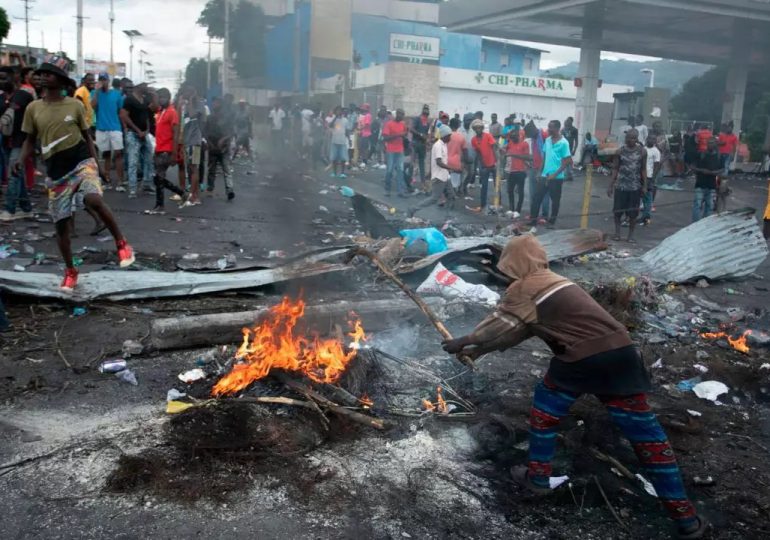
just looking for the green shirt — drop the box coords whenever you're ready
[22,97,89,161]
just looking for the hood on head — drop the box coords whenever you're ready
[497,235,548,280]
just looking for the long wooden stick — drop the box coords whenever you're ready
[279,376,390,431]
[345,247,475,370]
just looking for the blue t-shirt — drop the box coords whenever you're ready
[541,136,572,179]
[93,89,124,132]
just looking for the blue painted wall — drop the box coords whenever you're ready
[264,2,311,92]
[480,39,540,74]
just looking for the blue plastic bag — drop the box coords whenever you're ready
[399,228,448,255]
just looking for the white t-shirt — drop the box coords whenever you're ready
[637,123,649,144]
[431,139,449,182]
[269,108,286,131]
[300,109,314,134]
[645,145,661,177]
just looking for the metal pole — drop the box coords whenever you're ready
[109,0,115,64]
[206,38,211,93]
[77,0,84,75]
[223,0,230,94]
[129,38,133,79]
[293,2,300,93]
[580,163,594,229]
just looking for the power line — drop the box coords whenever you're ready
[13,0,40,62]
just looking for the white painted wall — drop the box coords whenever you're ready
[438,88,576,127]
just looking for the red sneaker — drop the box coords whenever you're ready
[61,268,78,291]
[117,239,135,268]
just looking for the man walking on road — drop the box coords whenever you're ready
[639,135,661,226]
[74,73,95,133]
[146,88,187,215]
[181,86,206,206]
[269,102,286,154]
[470,119,498,213]
[529,120,572,229]
[328,106,349,179]
[409,124,460,216]
[233,100,253,161]
[608,129,646,242]
[382,108,408,197]
[411,105,432,189]
[206,97,235,200]
[561,116,578,181]
[14,58,135,291]
[0,67,35,222]
[691,138,721,222]
[92,73,125,190]
[120,80,155,198]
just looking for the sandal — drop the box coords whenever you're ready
[676,515,708,539]
[510,466,552,496]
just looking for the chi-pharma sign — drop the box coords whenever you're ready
[389,33,440,65]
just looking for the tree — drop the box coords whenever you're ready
[0,7,10,44]
[197,0,265,80]
[184,57,222,97]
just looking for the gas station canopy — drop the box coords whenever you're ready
[439,0,770,67]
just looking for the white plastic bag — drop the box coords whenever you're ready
[416,263,500,306]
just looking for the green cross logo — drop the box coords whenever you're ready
[475,72,484,83]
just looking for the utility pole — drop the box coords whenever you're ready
[203,38,224,94]
[123,30,142,80]
[14,0,39,63]
[76,0,84,76]
[223,0,230,94]
[109,0,115,65]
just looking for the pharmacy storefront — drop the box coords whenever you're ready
[438,67,629,125]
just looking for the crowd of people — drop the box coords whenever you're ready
[0,54,257,291]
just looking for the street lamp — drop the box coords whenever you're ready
[640,68,655,88]
[139,49,149,81]
[123,29,142,79]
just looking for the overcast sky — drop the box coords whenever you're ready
[4,0,655,89]
[5,0,211,89]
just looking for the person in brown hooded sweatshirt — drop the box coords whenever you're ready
[443,235,707,539]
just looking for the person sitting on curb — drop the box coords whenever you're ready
[442,235,708,540]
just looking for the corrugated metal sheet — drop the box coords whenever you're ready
[637,209,768,282]
[395,229,607,274]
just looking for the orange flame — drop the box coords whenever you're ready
[421,386,449,414]
[211,297,366,396]
[700,330,752,354]
[359,393,373,408]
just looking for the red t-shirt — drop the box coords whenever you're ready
[155,105,179,153]
[472,132,497,168]
[382,120,406,153]
[506,140,530,172]
[446,131,466,170]
[718,132,738,155]
[696,128,712,153]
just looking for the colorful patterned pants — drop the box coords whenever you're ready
[527,378,698,527]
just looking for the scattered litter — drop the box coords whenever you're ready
[693,364,709,373]
[696,279,709,288]
[116,369,138,386]
[657,182,684,191]
[13,264,26,272]
[695,350,709,360]
[400,228,448,255]
[651,358,663,369]
[98,359,127,373]
[72,257,84,267]
[319,190,329,195]
[166,400,194,414]
[182,253,200,260]
[281,197,295,202]
[417,262,500,306]
[0,245,19,259]
[122,339,144,357]
[216,257,228,271]
[340,186,355,197]
[159,229,180,234]
[72,307,87,317]
[677,376,702,391]
[166,389,186,401]
[636,474,658,497]
[23,244,35,255]
[693,476,716,487]
[178,368,206,383]
[97,235,112,242]
[760,363,770,370]
[724,288,744,296]
[549,476,569,489]
[687,295,721,311]
[318,205,329,213]
[267,250,286,259]
[692,380,729,402]
[687,409,702,417]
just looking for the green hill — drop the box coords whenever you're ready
[545,59,711,93]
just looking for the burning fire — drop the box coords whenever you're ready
[211,297,367,396]
[359,393,374,408]
[422,386,449,414]
[700,330,752,354]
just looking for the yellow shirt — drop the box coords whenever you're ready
[764,180,770,220]
[74,86,94,126]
